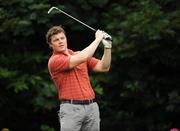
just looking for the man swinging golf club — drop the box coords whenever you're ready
[46,7,112,131]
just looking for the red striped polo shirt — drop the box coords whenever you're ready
[48,49,99,100]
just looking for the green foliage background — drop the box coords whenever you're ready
[0,0,180,130]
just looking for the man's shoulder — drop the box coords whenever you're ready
[48,53,62,64]
[49,53,60,59]
[68,49,78,55]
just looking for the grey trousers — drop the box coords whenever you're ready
[58,102,100,131]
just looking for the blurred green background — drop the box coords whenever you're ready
[0,0,180,130]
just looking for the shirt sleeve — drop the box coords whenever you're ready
[87,57,99,71]
[48,54,70,73]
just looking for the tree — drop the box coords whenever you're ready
[0,0,180,130]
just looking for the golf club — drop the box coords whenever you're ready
[48,6,112,41]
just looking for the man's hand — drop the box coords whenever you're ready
[95,30,105,42]
[102,39,112,49]
[104,32,112,42]
[102,33,112,49]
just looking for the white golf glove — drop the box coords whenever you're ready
[102,33,112,49]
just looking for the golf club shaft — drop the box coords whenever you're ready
[48,7,96,32]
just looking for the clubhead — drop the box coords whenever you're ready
[48,7,58,14]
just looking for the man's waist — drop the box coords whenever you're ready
[60,99,96,105]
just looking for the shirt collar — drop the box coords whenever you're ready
[52,49,74,56]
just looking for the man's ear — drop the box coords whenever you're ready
[49,43,52,49]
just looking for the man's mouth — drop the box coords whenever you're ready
[58,45,64,47]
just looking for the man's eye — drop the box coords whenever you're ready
[54,39,58,42]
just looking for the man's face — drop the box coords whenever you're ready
[50,32,68,53]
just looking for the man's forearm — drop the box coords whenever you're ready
[69,38,101,69]
[100,48,111,71]
[69,30,105,69]
[78,38,101,61]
